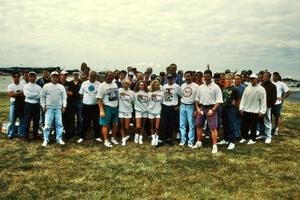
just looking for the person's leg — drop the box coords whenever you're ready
[179,105,187,144]
[43,108,55,142]
[149,118,155,135]
[221,107,229,142]
[234,107,241,138]
[93,105,100,138]
[186,105,195,145]
[54,108,63,142]
[102,126,109,141]
[124,118,130,136]
[7,102,16,138]
[32,103,40,138]
[249,113,259,141]
[264,108,272,140]
[240,112,250,140]
[120,118,125,138]
[80,105,90,139]
[23,102,31,138]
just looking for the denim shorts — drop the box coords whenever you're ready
[272,104,282,117]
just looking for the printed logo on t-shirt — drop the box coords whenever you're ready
[164,88,174,102]
[120,92,131,101]
[183,87,193,97]
[88,85,96,93]
[107,88,118,101]
[137,94,147,103]
[150,94,162,102]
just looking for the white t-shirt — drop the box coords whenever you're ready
[79,80,100,105]
[148,90,164,114]
[162,83,182,106]
[134,90,148,112]
[96,82,119,108]
[7,82,26,102]
[180,82,199,104]
[195,82,223,105]
[118,88,134,113]
[273,81,289,105]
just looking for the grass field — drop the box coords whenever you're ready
[0,92,299,200]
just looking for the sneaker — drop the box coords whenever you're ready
[109,130,112,135]
[265,138,272,144]
[192,141,202,149]
[95,138,103,143]
[256,130,260,136]
[239,139,247,144]
[227,143,235,150]
[104,140,113,148]
[217,139,228,145]
[38,127,43,134]
[179,141,185,146]
[274,128,279,136]
[121,138,126,146]
[42,140,48,147]
[155,135,159,146]
[151,136,155,146]
[176,132,181,139]
[124,135,130,141]
[77,138,84,143]
[212,145,218,154]
[111,137,119,145]
[138,135,143,145]
[188,143,193,148]
[247,139,256,145]
[134,134,139,143]
[57,139,65,145]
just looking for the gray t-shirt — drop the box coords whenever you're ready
[162,83,182,106]
[134,90,148,112]
[148,90,164,114]
[118,88,134,113]
[96,82,119,108]
[180,82,199,104]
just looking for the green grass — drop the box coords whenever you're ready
[0,92,299,200]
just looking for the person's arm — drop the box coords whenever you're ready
[98,99,105,117]
[23,85,39,99]
[61,85,67,113]
[40,87,46,113]
[78,83,84,99]
[259,88,267,117]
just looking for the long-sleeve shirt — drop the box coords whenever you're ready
[148,90,164,114]
[40,82,67,108]
[239,84,267,114]
[23,83,42,104]
[261,80,277,108]
[134,90,148,112]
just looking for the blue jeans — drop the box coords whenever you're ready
[234,107,241,138]
[7,102,25,138]
[179,104,195,144]
[72,100,83,133]
[43,107,63,142]
[222,105,237,143]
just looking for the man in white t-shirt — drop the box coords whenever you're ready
[97,71,119,148]
[158,74,182,146]
[77,71,102,144]
[179,71,199,148]
[272,72,291,135]
[7,71,26,139]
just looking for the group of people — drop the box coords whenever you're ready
[6,63,291,153]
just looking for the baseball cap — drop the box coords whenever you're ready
[60,70,68,75]
[50,71,59,77]
[28,71,36,76]
[249,74,258,79]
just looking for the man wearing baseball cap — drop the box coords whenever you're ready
[40,71,67,147]
[239,73,267,145]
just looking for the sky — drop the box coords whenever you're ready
[0,0,299,78]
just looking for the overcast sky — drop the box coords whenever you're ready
[0,0,299,77]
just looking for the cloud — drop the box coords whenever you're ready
[0,0,299,77]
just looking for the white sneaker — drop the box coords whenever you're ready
[77,138,84,143]
[104,140,113,148]
[188,143,193,148]
[57,139,65,145]
[239,139,247,144]
[138,135,143,145]
[151,135,155,146]
[192,141,202,149]
[121,138,126,146]
[265,138,272,144]
[155,135,159,146]
[274,128,279,135]
[217,139,228,145]
[212,145,218,154]
[42,140,48,147]
[179,141,185,146]
[95,138,103,143]
[109,130,112,135]
[124,135,130,141]
[134,134,139,144]
[176,132,181,139]
[256,130,260,136]
[111,137,119,145]
[227,143,235,150]
[247,139,256,145]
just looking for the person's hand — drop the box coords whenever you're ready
[62,107,66,113]
[100,111,105,118]
[67,91,73,96]
[42,107,47,113]
[258,112,264,118]
[240,111,244,116]
[174,106,179,111]
[207,109,214,117]
[277,97,284,101]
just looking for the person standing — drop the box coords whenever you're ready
[97,71,119,148]
[77,71,102,144]
[7,72,26,139]
[23,71,42,140]
[193,70,223,153]
[272,72,291,135]
[179,71,199,148]
[261,71,277,143]
[40,71,67,147]
[239,74,267,145]
[158,74,182,146]
[118,79,134,146]
[147,80,164,146]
